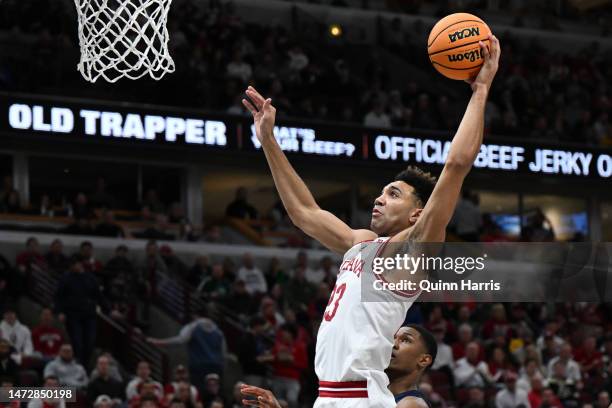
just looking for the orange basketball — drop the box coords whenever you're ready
[427,13,491,80]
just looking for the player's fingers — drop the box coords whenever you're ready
[247,86,266,107]
[241,398,260,406]
[479,40,490,60]
[241,386,267,397]
[242,99,258,115]
[262,98,273,111]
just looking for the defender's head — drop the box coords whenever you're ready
[371,166,436,236]
[385,325,437,381]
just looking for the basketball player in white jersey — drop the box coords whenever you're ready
[242,34,500,408]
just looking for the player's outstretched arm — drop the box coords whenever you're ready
[243,86,375,253]
[406,35,501,243]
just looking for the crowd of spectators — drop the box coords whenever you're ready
[1,233,611,407]
[0,0,611,146]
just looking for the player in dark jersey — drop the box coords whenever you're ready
[240,324,437,408]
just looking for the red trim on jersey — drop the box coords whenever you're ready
[319,390,369,398]
[372,237,421,298]
[319,380,367,389]
[355,239,375,246]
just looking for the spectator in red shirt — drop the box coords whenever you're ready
[574,336,603,376]
[528,377,563,408]
[487,346,515,383]
[271,323,307,408]
[452,323,483,361]
[481,304,512,340]
[31,308,64,362]
[16,237,47,275]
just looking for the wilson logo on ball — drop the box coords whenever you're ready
[448,27,480,43]
[447,49,482,63]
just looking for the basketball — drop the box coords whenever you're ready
[427,13,492,80]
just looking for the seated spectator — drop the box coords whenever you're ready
[487,346,515,383]
[431,327,454,381]
[16,237,47,274]
[0,339,18,384]
[425,305,455,340]
[453,342,494,388]
[71,192,92,220]
[126,361,163,401]
[142,189,165,214]
[574,336,603,376]
[463,387,485,408]
[90,352,123,382]
[293,252,319,285]
[164,365,200,405]
[63,217,95,236]
[226,50,252,83]
[265,258,289,290]
[166,380,203,408]
[271,324,307,408]
[45,239,69,275]
[4,190,21,214]
[168,202,187,224]
[363,100,391,128]
[71,241,103,276]
[159,245,188,280]
[238,316,272,387]
[0,308,33,365]
[201,374,224,408]
[481,303,512,341]
[237,253,267,296]
[596,391,611,408]
[284,266,316,311]
[187,256,211,287]
[103,245,137,303]
[27,375,66,408]
[31,308,64,362]
[139,214,175,241]
[225,187,257,220]
[453,323,481,360]
[87,354,125,404]
[315,256,336,287]
[529,385,563,408]
[224,280,254,316]
[92,395,113,408]
[547,343,581,384]
[94,210,125,238]
[516,358,545,393]
[43,344,88,389]
[90,177,115,209]
[494,372,529,408]
[548,359,580,404]
[129,380,164,408]
[260,297,285,335]
[197,263,230,300]
[0,176,18,213]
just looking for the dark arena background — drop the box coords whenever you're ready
[0,0,612,407]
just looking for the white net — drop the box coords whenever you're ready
[74,0,175,83]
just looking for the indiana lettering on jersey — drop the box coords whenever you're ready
[339,254,366,278]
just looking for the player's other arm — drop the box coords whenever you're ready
[243,87,375,253]
[406,35,501,243]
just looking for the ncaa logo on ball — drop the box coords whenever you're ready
[448,27,480,43]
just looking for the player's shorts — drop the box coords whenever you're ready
[313,380,395,408]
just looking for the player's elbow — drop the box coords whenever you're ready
[445,156,472,174]
[286,206,316,230]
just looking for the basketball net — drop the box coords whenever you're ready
[74,0,175,83]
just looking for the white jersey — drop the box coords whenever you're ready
[314,237,419,408]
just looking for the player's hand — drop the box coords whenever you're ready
[240,384,282,407]
[243,86,276,144]
[466,34,500,92]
